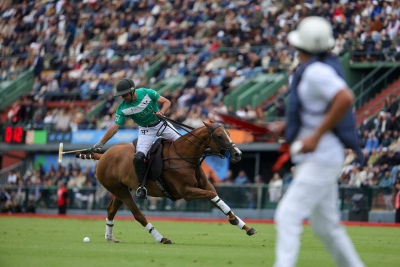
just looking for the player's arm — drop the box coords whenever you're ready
[301,88,354,153]
[99,123,120,145]
[156,96,171,115]
[313,88,354,140]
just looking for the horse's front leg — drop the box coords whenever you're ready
[210,195,257,236]
[105,188,172,244]
[193,168,258,236]
[120,189,172,244]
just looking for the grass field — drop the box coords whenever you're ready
[0,215,399,267]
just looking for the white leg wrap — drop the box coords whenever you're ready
[145,223,163,243]
[105,218,114,239]
[235,216,246,229]
[211,196,231,215]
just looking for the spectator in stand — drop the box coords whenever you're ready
[386,149,400,168]
[57,180,69,215]
[359,111,377,134]
[348,166,365,187]
[343,149,357,167]
[359,130,370,150]
[376,111,390,134]
[222,169,234,184]
[365,132,380,153]
[268,172,283,203]
[362,31,377,60]
[389,112,400,131]
[7,98,23,124]
[385,94,399,117]
[389,130,400,151]
[370,14,384,36]
[386,13,400,40]
[0,188,12,209]
[381,131,393,148]
[378,170,394,210]
[369,166,380,187]
[360,149,371,168]
[359,166,375,186]
[33,50,44,80]
[274,96,286,118]
[377,147,400,168]
[14,179,26,205]
[6,170,18,185]
[233,170,250,185]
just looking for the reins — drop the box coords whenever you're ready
[156,114,234,168]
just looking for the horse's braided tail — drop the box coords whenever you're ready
[75,152,102,161]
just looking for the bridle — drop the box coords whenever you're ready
[157,115,238,169]
[206,123,237,159]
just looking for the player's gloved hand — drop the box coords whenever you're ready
[93,142,104,151]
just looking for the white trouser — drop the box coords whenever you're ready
[274,161,364,267]
[136,121,180,155]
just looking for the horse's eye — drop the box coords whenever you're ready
[217,135,223,139]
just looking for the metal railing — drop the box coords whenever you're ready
[351,64,384,108]
[0,184,393,213]
[0,69,35,111]
[0,161,32,184]
[354,65,399,109]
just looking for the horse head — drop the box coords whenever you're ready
[203,120,242,163]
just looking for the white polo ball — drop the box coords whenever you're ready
[83,237,90,243]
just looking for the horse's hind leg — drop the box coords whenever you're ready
[195,168,257,236]
[105,197,123,243]
[117,188,172,244]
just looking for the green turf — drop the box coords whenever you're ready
[0,217,399,267]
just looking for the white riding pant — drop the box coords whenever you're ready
[136,121,180,155]
[274,161,364,267]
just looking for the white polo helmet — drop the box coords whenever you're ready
[288,16,335,54]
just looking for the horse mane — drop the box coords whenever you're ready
[179,120,219,139]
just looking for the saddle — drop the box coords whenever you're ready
[132,138,176,201]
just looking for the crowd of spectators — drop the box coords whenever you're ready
[0,161,114,213]
[2,0,399,130]
[339,94,400,211]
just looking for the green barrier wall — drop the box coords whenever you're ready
[0,69,34,111]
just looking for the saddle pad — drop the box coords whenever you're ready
[132,138,165,181]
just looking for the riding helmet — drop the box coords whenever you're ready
[113,78,136,97]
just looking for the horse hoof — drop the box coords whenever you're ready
[161,238,172,244]
[246,228,257,236]
[229,218,239,225]
[106,237,120,243]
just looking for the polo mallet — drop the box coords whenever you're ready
[58,143,93,163]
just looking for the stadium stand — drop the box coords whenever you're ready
[0,0,400,218]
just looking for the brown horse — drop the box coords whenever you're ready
[77,120,257,244]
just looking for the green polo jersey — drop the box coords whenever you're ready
[114,88,161,127]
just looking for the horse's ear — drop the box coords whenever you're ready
[203,121,211,127]
[209,119,216,123]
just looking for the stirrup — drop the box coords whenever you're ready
[136,187,147,199]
